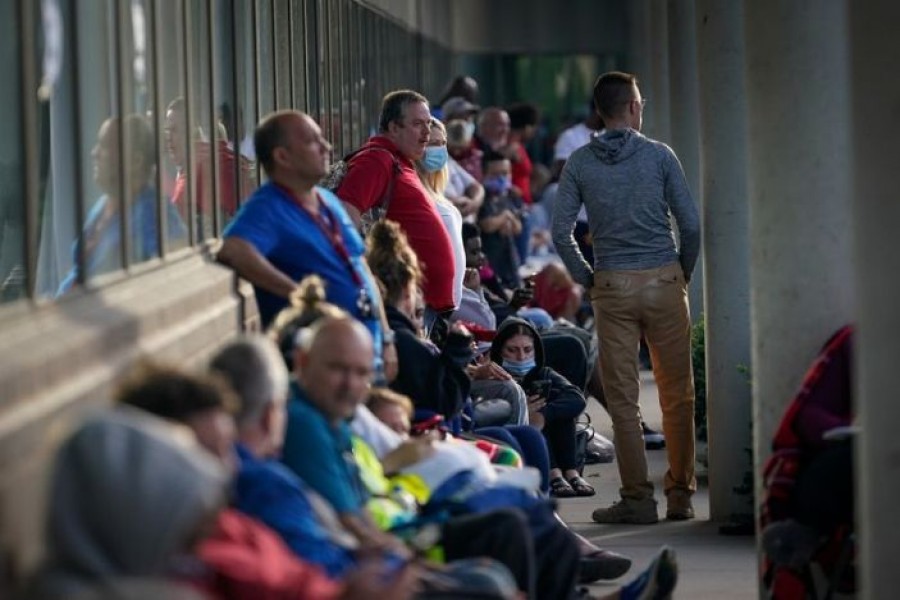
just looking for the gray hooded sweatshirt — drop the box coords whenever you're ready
[29,407,227,599]
[551,128,700,287]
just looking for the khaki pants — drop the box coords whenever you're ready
[590,262,696,501]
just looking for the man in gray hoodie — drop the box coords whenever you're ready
[552,71,700,525]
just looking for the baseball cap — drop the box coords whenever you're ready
[441,96,480,118]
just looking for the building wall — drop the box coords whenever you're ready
[0,254,241,582]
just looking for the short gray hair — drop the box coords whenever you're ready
[208,335,289,428]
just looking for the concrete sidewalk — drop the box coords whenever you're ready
[556,371,759,598]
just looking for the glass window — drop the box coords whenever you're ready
[215,0,256,228]
[274,0,292,110]
[257,0,275,121]
[290,0,308,113]
[0,1,24,303]
[49,0,172,295]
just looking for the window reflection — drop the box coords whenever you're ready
[0,0,23,303]
[58,114,186,295]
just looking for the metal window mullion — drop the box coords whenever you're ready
[287,0,295,109]
[335,0,345,153]
[271,0,279,110]
[181,0,196,246]
[230,0,243,210]
[251,0,261,183]
[150,0,167,256]
[18,0,39,299]
[207,0,220,236]
[70,0,87,287]
[113,0,131,270]
[306,0,317,118]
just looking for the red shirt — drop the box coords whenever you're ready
[510,143,533,204]
[194,509,343,600]
[172,141,256,221]
[337,136,456,312]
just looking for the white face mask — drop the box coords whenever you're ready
[463,121,476,140]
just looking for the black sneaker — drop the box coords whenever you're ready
[642,422,665,450]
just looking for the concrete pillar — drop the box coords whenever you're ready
[848,4,900,597]
[646,0,670,144]
[667,0,703,321]
[744,0,854,523]
[694,0,753,524]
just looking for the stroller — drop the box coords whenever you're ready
[760,325,856,599]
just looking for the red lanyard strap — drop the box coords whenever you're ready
[276,184,363,287]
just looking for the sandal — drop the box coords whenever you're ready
[549,476,576,498]
[568,475,596,497]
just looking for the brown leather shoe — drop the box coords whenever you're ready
[666,489,695,520]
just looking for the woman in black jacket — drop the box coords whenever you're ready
[366,220,474,421]
[490,317,595,497]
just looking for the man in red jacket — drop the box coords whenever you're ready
[336,90,456,323]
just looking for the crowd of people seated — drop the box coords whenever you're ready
[30,75,695,599]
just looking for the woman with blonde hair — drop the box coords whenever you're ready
[415,118,466,312]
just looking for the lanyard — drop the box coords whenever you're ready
[275,183,363,287]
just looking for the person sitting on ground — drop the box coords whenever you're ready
[366,219,475,423]
[532,261,585,324]
[454,222,534,328]
[490,317,596,499]
[280,314,575,599]
[27,407,226,600]
[115,362,417,600]
[478,152,524,290]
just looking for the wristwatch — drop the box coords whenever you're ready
[382,329,395,345]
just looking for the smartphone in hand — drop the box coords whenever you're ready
[528,379,551,399]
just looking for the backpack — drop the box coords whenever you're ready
[322,146,401,235]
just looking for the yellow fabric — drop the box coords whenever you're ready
[351,436,417,531]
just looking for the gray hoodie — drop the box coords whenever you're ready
[551,128,700,287]
[29,407,228,599]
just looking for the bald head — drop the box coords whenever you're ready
[477,107,510,150]
[295,317,374,423]
[254,110,332,182]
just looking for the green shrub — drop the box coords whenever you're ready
[691,318,707,442]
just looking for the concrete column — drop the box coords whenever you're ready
[667,0,703,321]
[744,0,854,520]
[848,4,900,598]
[647,0,670,143]
[695,0,753,524]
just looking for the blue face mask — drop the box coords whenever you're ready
[502,357,536,377]
[421,146,449,172]
[484,174,512,195]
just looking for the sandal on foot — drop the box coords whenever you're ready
[550,476,576,498]
[568,475,596,497]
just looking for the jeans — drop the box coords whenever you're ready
[475,425,551,494]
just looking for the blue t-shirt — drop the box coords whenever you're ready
[280,383,369,516]
[57,188,187,296]
[223,184,383,340]
[233,444,357,577]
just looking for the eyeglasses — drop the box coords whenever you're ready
[635,98,647,108]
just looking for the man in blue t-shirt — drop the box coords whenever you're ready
[218,110,397,382]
